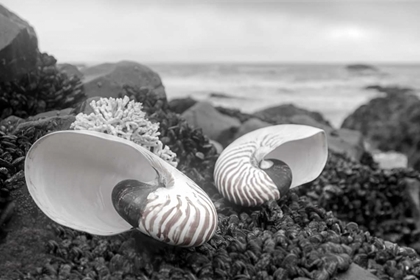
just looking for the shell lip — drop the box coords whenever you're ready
[24,130,160,236]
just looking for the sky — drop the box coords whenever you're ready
[1,0,420,64]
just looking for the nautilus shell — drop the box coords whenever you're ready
[214,124,328,207]
[25,130,217,247]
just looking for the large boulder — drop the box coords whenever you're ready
[168,97,198,114]
[342,86,420,169]
[254,103,332,127]
[181,101,241,146]
[0,4,38,82]
[81,61,166,99]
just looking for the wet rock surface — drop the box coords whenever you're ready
[342,85,420,169]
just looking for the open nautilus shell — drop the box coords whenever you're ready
[25,130,218,247]
[214,124,328,207]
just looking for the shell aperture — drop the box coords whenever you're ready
[260,159,292,196]
[214,124,328,207]
[112,179,162,228]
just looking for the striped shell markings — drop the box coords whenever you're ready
[25,130,217,247]
[214,124,328,207]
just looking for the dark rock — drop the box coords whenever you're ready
[168,97,197,114]
[181,101,241,147]
[209,92,236,99]
[57,63,84,79]
[81,61,166,100]
[234,117,271,139]
[342,85,420,169]
[346,64,379,72]
[0,4,38,82]
[254,103,332,127]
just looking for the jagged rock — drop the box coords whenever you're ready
[168,97,197,114]
[342,86,420,169]
[254,103,332,127]
[181,101,241,147]
[0,4,38,82]
[81,61,166,99]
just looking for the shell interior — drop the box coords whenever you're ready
[264,130,327,188]
[25,130,158,236]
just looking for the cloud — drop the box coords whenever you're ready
[1,0,419,63]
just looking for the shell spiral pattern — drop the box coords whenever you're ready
[214,124,328,207]
[25,130,217,247]
[138,179,217,246]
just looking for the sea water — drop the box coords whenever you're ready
[149,63,420,128]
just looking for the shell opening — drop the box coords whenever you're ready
[25,131,159,236]
[265,131,327,189]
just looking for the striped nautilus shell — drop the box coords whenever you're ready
[214,124,328,207]
[25,130,217,247]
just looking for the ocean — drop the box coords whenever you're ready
[149,63,420,128]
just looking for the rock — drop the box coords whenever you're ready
[372,151,408,169]
[254,103,332,127]
[342,86,420,169]
[168,97,197,114]
[27,108,75,120]
[290,114,365,162]
[209,92,237,99]
[11,115,76,135]
[57,63,83,79]
[337,263,379,280]
[81,61,166,99]
[234,117,271,139]
[346,63,379,72]
[181,101,241,147]
[0,4,38,82]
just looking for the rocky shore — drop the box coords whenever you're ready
[2,4,420,280]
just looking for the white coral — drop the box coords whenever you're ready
[70,96,178,167]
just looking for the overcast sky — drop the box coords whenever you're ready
[2,0,420,64]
